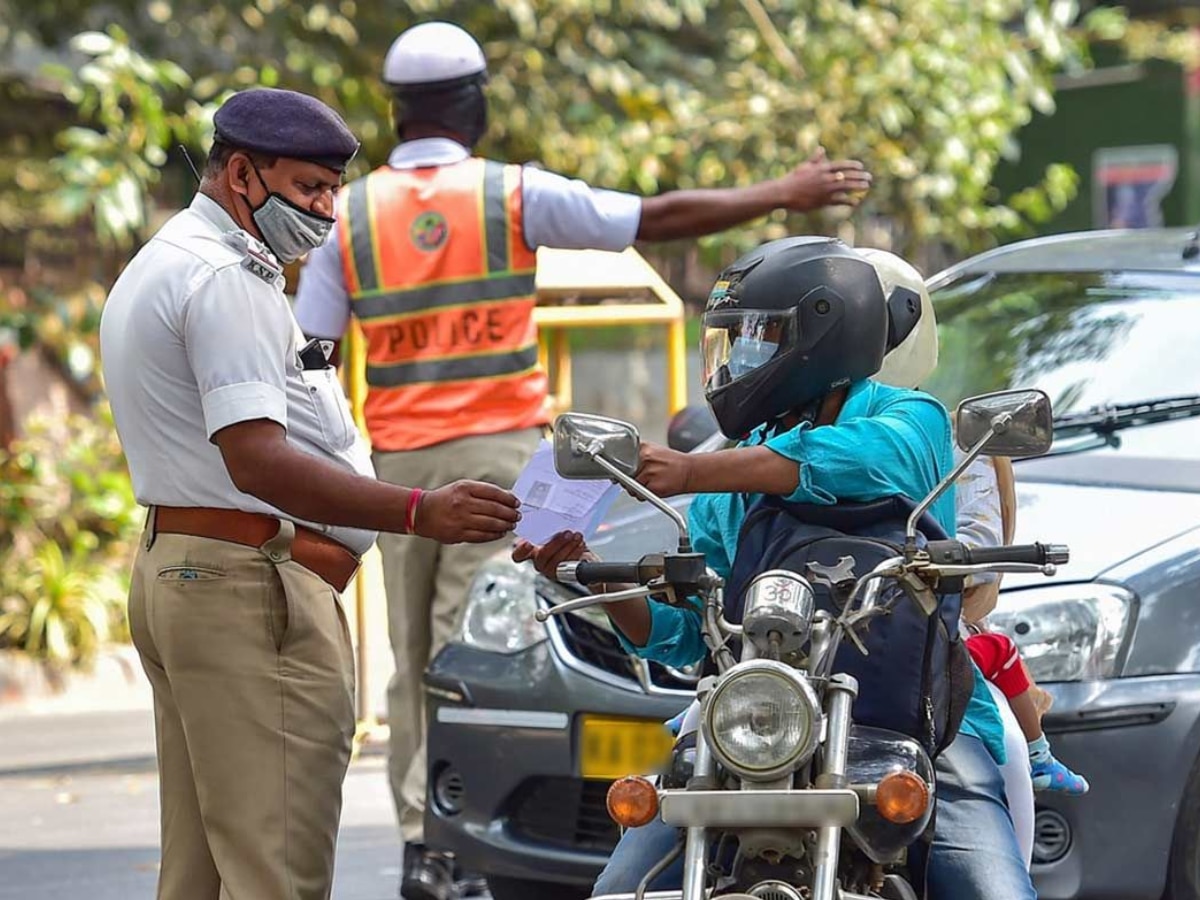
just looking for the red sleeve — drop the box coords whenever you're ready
[966,632,1031,699]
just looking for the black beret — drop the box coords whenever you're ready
[213,88,360,172]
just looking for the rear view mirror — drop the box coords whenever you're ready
[554,413,641,480]
[956,389,1053,459]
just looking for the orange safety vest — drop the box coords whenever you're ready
[337,157,547,452]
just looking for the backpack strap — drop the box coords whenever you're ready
[763,494,950,542]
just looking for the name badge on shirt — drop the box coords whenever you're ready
[222,229,283,286]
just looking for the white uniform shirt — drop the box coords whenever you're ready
[100,194,379,555]
[293,137,644,338]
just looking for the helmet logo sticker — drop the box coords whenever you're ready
[411,211,449,252]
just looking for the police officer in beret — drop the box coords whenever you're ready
[99,87,521,900]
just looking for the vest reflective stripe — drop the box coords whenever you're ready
[366,343,540,389]
[483,161,511,274]
[338,157,546,452]
[353,271,536,320]
[342,178,380,295]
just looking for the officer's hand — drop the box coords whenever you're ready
[512,531,595,581]
[415,480,521,544]
[779,148,872,211]
[635,442,694,498]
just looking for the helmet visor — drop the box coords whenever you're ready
[702,308,798,391]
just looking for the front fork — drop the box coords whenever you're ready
[679,674,859,900]
[812,674,858,900]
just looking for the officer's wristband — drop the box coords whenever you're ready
[406,488,424,535]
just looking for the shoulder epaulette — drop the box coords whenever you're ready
[221,229,284,287]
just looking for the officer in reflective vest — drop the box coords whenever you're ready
[293,21,874,900]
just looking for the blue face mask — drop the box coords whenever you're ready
[728,336,778,378]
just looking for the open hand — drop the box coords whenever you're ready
[512,531,595,581]
[415,480,521,544]
[778,148,872,211]
[635,442,694,498]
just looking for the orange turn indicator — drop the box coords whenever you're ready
[876,770,930,825]
[606,776,660,828]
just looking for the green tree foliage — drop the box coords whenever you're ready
[3,0,1196,260]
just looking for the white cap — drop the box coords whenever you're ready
[383,22,487,87]
[860,248,939,390]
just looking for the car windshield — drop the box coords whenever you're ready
[926,270,1200,458]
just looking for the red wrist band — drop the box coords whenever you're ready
[406,488,423,535]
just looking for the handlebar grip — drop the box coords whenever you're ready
[557,560,642,586]
[966,543,1070,566]
[925,541,1070,567]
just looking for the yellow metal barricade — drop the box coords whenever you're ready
[342,246,689,734]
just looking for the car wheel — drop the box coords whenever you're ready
[485,875,590,900]
[1166,755,1200,899]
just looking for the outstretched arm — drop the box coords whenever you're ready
[637,149,871,242]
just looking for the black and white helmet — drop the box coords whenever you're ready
[702,237,922,438]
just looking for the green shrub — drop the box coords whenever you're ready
[0,406,141,668]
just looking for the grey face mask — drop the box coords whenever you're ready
[246,165,335,263]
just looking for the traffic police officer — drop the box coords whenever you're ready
[99,87,521,900]
[293,24,873,900]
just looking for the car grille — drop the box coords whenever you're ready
[507,776,619,852]
[551,610,699,693]
[553,611,639,679]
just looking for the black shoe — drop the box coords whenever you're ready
[401,844,455,900]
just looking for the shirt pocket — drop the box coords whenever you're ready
[300,366,357,452]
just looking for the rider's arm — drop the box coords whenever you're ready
[766,388,954,517]
[680,444,800,496]
[609,494,731,668]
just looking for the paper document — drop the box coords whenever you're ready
[513,440,621,544]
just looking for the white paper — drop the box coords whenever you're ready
[513,440,621,544]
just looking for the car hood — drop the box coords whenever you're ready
[1008,479,1200,585]
[584,476,1200,588]
[589,493,692,560]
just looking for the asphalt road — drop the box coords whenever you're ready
[0,708,402,900]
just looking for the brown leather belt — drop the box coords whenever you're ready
[153,507,361,593]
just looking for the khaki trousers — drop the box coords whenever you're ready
[374,427,542,844]
[129,515,356,900]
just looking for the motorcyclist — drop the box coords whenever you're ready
[514,237,1035,899]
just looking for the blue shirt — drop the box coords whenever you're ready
[617,380,1007,763]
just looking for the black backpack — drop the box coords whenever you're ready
[723,495,973,757]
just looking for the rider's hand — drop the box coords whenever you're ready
[414,480,521,544]
[635,442,694,498]
[777,148,872,211]
[512,531,595,581]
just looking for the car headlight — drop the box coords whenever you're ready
[458,554,547,654]
[989,584,1135,682]
[702,659,821,781]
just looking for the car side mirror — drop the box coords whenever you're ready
[956,389,1054,459]
[666,405,720,453]
[553,413,641,480]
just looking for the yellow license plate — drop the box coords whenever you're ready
[579,715,675,780]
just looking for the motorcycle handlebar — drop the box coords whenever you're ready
[556,560,643,586]
[924,541,1070,568]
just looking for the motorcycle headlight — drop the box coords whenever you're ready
[459,554,547,654]
[988,584,1135,682]
[702,660,821,780]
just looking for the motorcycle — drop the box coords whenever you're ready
[535,388,1066,900]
